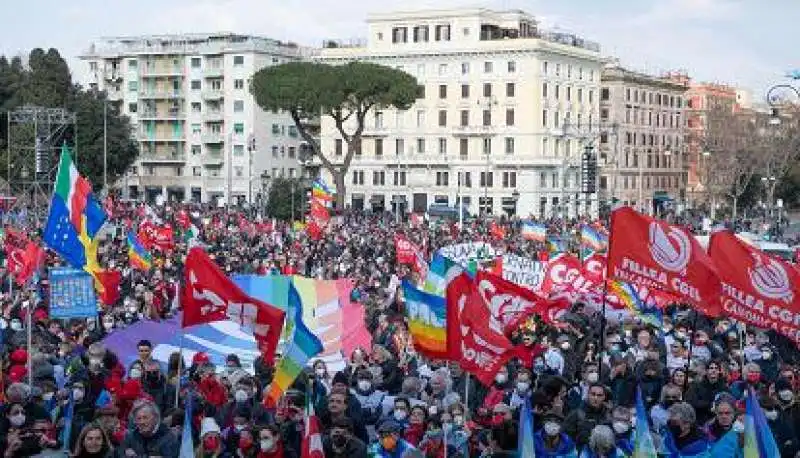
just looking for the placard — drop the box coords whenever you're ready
[49,268,98,319]
[502,254,545,290]
[439,242,496,264]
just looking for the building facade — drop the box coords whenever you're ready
[80,33,310,205]
[598,65,689,215]
[316,8,604,218]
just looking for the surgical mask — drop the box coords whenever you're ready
[130,368,142,379]
[764,410,778,421]
[761,351,772,360]
[495,373,507,384]
[610,344,621,352]
[674,331,686,340]
[103,321,114,330]
[234,424,246,432]
[393,410,408,421]
[260,439,274,451]
[9,413,25,427]
[428,405,438,416]
[779,390,794,402]
[73,388,85,402]
[733,421,744,433]
[357,380,371,392]
[234,389,249,403]
[586,372,599,383]
[612,421,630,434]
[516,381,530,392]
[315,368,325,377]
[10,320,22,331]
[560,341,570,350]
[453,415,464,426]
[543,421,560,436]
[42,392,54,401]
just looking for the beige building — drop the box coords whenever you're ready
[80,33,311,205]
[598,64,689,214]
[315,8,605,218]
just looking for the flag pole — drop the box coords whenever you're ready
[26,290,32,387]
[682,311,700,394]
[175,329,183,409]
[464,373,470,417]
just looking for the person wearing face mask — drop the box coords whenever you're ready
[563,384,612,449]
[255,424,297,458]
[609,407,633,457]
[533,410,577,458]
[57,380,97,450]
[197,417,225,458]
[686,360,728,424]
[478,367,511,423]
[701,397,736,444]
[566,364,600,412]
[443,404,470,457]
[216,378,269,428]
[774,377,800,429]
[369,420,416,457]
[507,369,533,410]
[663,403,710,457]
[760,396,799,457]
[756,344,780,382]
[323,417,367,458]
[649,384,682,435]
[417,419,453,458]
[351,370,386,426]
[731,363,764,400]
[312,359,332,395]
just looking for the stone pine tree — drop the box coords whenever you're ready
[0,48,139,191]
[250,61,421,209]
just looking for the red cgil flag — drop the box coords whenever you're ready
[474,270,549,335]
[607,206,721,317]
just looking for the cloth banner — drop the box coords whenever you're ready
[49,268,98,319]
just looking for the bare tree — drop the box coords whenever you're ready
[760,105,800,215]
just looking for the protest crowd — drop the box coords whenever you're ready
[1,174,800,458]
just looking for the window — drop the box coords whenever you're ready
[395,138,405,155]
[191,124,201,134]
[372,171,386,185]
[191,145,201,155]
[174,167,183,177]
[542,109,548,127]
[394,171,407,186]
[128,60,137,70]
[542,61,548,75]
[438,110,447,127]
[416,138,425,154]
[502,171,517,187]
[418,85,426,98]
[600,88,610,101]
[506,83,515,97]
[461,84,470,98]
[438,63,448,75]
[233,145,244,156]
[413,26,430,42]
[542,83,548,98]
[483,83,492,98]
[233,100,244,112]
[540,172,547,188]
[506,109,515,126]
[234,166,243,177]
[555,85,560,100]
[191,80,201,90]
[272,123,280,135]
[416,110,425,127]
[483,110,491,126]
[439,84,447,99]
[234,79,244,90]
[507,61,516,73]
[542,137,549,155]
[480,171,494,187]
[566,86,572,101]
[335,139,343,156]
[460,138,469,157]
[600,108,609,121]
[578,88,583,102]
[191,58,201,68]
[128,81,138,92]
[436,171,449,186]
[461,62,470,75]
[484,61,493,73]
[438,138,447,154]
[128,102,137,113]
[555,63,561,76]
[567,65,572,79]
[435,24,451,41]
[461,172,472,188]
[374,111,384,129]
[288,126,298,137]
[460,110,469,127]
[482,138,492,155]
[192,167,202,177]
[233,55,244,66]
[392,27,408,43]
[288,147,296,158]
[504,137,515,155]
[375,139,384,157]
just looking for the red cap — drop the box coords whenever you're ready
[10,349,28,364]
[32,308,48,323]
[8,365,26,383]
[192,352,210,365]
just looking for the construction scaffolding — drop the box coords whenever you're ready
[5,106,77,218]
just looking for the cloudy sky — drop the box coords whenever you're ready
[2,0,797,99]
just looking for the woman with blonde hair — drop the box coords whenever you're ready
[72,423,114,458]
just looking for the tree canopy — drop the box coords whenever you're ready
[0,48,138,193]
[250,61,420,208]
[265,177,305,221]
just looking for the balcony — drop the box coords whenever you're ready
[138,109,186,120]
[104,70,123,82]
[201,89,224,100]
[201,133,224,144]
[204,66,224,78]
[452,125,496,137]
[362,126,390,138]
[203,111,224,123]
[138,90,183,99]
[140,65,183,77]
[138,129,186,142]
[139,150,187,164]
[202,153,225,165]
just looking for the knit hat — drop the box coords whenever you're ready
[8,365,27,383]
[33,308,48,323]
[200,417,221,437]
[10,349,28,364]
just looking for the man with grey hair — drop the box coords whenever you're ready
[587,425,620,457]
[665,402,710,456]
[119,399,180,458]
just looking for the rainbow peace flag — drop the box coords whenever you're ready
[580,224,608,252]
[127,232,152,271]
[518,398,536,457]
[608,280,662,329]
[546,236,567,254]
[744,388,780,457]
[311,178,334,202]
[633,386,657,458]
[521,221,547,242]
[265,280,323,405]
[402,280,449,359]
[422,252,462,297]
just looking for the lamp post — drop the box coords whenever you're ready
[766,84,800,124]
[511,189,520,218]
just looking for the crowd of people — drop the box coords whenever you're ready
[0,203,799,458]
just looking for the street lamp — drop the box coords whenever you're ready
[766,84,800,125]
[511,189,520,217]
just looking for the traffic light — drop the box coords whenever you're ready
[581,146,597,194]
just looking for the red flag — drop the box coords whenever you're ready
[541,253,602,297]
[176,210,190,229]
[394,235,419,264]
[96,269,122,306]
[301,404,324,458]
[182,247,286,360]
[607,207,721,317]
[446,273,515,385]
[709,231,800,344]
[582,252,607,283]
[475,270,549,334]
[5,234,43,286]
[490,221,506,240]
[306,221,323,241]
[138,222,175,252]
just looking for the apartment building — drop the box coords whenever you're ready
[80,33,309,205]
[316,8,604,218]
[598,64,689,215]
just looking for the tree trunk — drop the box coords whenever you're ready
[732,196,738,220]
[332,169,347,211]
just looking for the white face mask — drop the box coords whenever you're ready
[612,421,630,434]
[73,388,85,402]
[764,410,778,421]
[495,373,507,384]
[543,421,560,436]
[260,439,274,451]
[733,421,745,433]
[453,415,464,426]
[10,321,22,331]
[130,368,142,379]
[357,380,371,392]
[761,351,772,360]
[560,342,570,350]
[586,372,599,383]
[9,413,25,427]
[393,410,408,421]
[43,392,54,401]
[516,381,530,393]
[315,368,326,377]
[103,321,114,330]
[779,390,794,402]
[234,389,249,403]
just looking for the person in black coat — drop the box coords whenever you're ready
[685,360,728,424]
[323,417,368,458]
[762,396,799,457]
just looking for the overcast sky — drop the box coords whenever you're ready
[2,0,797,99]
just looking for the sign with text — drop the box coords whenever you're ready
[501,254,545,290]
[49,268,98,319]
[439,242,496,265]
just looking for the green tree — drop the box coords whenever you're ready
[265,177,305,221]
[0,48,138,193]
[250,61,420,208]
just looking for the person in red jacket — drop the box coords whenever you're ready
[198,364,229,409]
